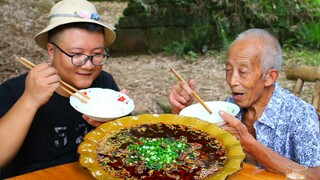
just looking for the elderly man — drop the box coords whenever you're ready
[168,29,320,179]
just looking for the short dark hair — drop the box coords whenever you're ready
[48,22,104,42]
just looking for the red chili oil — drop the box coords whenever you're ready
[96,123,227,180]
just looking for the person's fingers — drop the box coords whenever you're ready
[172,83,194,104]
[179,82,193,96]
[168,93,187,111]
[220,125,240,139]
[32,62,51,71]
[178,82,195,103]
[24,63,60,107]
[82,115,103,127]
[169,84,189,114]
[188,78,196,90]
[219,110,240,127]
[169,98,187,114]
[219,110,250,142]
[120,88,127,94]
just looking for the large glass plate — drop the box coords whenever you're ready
[78,114,245,180]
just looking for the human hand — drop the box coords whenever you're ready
[23,63,60,108]
[82,115,104,127]
[219,110,253,143]
[168,78,195,114]
[120,88,127,95]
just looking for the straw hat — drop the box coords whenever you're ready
[34,0,116,50]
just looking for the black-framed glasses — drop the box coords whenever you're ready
[50,42,109,66]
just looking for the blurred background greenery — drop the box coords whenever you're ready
[1,0,318,66]
[25,0,320,65]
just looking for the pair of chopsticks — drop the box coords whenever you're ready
[15,56,90,104]
[170,68,212,114]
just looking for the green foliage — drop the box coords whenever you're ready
[214,17,232,51]
[208,0,320,47]
[296,21,320,50]
[89,0,129,2]
[164,23,215,61]
[163,41,198,62]
[155,99,171,113]
[134,0,319,61]
[163,0,319,59]
[163,41,187,57]
[183,51,198,62]
[283,49,320,66]
[35,0,54,13]
[0,0,9,5]
[149,0,198,7]
[207,50,227,63]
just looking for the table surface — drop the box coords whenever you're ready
[7,162,285,180]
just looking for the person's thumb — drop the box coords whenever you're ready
[219,110,235,125]
[120,88,127,94]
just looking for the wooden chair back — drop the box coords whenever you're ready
[285,65,320,121]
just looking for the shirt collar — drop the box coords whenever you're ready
[228,83,281,129]
[256,83,281,129]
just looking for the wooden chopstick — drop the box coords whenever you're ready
[15,56,89,104]
[170,68,213,114]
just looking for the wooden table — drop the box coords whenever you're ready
[7,162,285,180]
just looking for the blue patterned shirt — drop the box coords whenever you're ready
[227,83,320,167]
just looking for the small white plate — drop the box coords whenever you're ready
[179,101,240,126]
[70,88,134,122]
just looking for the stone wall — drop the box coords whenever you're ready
[109,0,216,53]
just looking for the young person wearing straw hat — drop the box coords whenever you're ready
[168,29,320,179]
[0,0,125,178]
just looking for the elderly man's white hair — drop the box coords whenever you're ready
[232,29,282,77]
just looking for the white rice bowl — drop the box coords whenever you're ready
[179,101,240,126]
[70,88,134,122]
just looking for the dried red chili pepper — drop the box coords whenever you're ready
[117,96,126,102]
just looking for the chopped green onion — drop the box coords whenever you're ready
[127,137,190,170]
